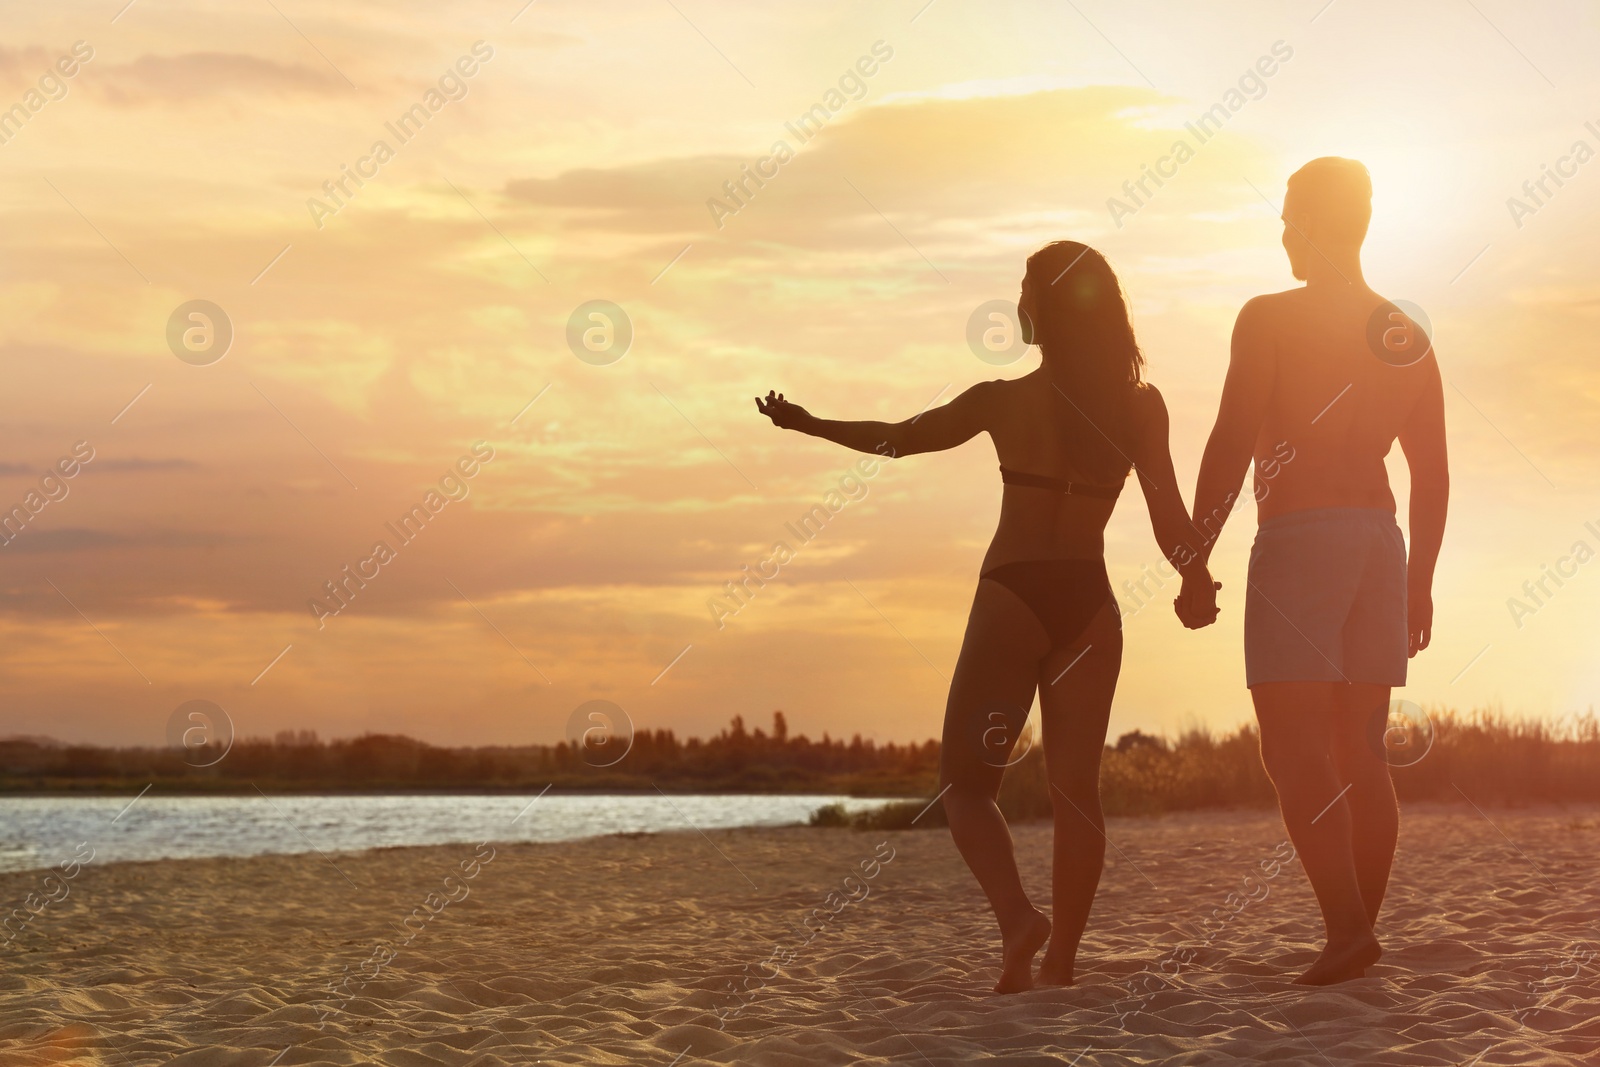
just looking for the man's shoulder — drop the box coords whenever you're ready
[1238,287,1304,321]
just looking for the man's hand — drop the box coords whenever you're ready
[755,390,812,431]
[1174,572,1222,629]
[1408,580,1433,657]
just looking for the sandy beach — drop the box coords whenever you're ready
[4,803,1597,1066]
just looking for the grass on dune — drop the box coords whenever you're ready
[813,708,1600,829]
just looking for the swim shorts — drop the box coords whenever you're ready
[1244,507,1408,687]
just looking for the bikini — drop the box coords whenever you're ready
[981,467,1124,654]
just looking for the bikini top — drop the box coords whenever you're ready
[999,466,1124,500]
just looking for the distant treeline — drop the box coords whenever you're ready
[4,709,1597,817]
[0,712,937,797]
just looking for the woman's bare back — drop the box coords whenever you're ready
[980,369,1137,574]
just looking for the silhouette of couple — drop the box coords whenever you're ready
[757,158,1449,991]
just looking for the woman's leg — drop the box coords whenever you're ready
[940,578,1052,993]
[1034,599,1122,986]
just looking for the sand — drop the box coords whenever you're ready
[3,803,1598,1066]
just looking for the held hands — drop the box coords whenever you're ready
[755,390,812,431]
[1173,570,1222,630]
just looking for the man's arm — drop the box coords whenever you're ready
[1191,297,1277,563]
[757,382,992,457]
[1397,356,1448,656]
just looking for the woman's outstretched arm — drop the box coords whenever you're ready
[755,383,992,458]
[1127,385,1219,628]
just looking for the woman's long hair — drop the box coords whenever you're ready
[1023,241,1146,483]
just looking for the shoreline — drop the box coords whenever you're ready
[1,798,1594,877]
[0,792,912,878]
[0,785,921,798]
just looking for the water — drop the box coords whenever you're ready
[0,793,904,874]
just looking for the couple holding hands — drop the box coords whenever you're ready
[757,157,1449,991]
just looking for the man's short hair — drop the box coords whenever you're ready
[1286,157,1372,246]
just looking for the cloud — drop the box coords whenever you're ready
[0,46,55,84]
[512,31,585,51]
[1,528,239,554]
[92,458,200,473]
[497,85,1280,274]
[505,158,736,233]
[92,52,347,104]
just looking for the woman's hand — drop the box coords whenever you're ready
[755,391,812,431]
[1174,571,1222,629]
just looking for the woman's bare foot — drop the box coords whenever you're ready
[1293,933,1381,986]
[1035,949,1076,986]
[994,909,1051,993]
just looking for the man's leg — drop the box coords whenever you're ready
[1331,683,1398,926]
[1252,680,1381,985]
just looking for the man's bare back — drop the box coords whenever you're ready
[1232,285,1444,522]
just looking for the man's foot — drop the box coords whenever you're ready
[994,908,1051,994]
[1293,933,1381,986]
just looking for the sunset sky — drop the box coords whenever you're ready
[2,0,1598,748]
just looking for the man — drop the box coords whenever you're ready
[1185,157,1449,985]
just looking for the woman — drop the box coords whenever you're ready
[756,241,1217,993]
